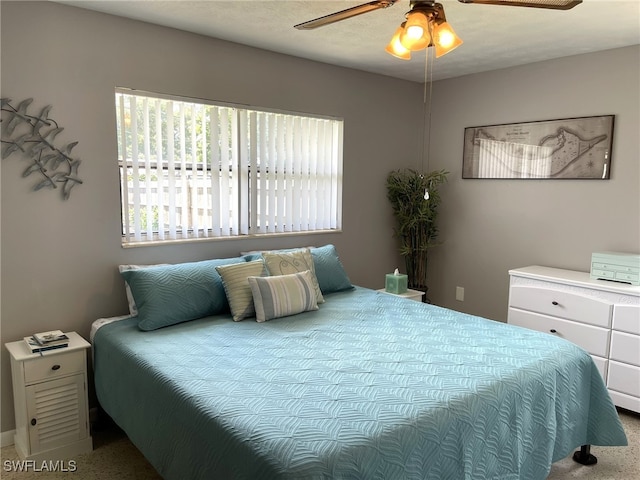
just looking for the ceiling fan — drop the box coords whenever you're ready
[295,0,583,60]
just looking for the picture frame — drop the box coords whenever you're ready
[462,115,614,179]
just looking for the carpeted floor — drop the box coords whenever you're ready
[2,409,638,479]
[547,409,639,479]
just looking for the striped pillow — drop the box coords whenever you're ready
[216,260,266,321]
[248,270,319,322]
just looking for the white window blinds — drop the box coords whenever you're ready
[115,89,343,246]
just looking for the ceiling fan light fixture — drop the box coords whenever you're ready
[386,24,412,59]
[433,21,463,57]
[399,11,431,51]
[457,0,582,10]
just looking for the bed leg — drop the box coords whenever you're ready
[572,445,597,465]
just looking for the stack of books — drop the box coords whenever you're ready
[24,330,69,353]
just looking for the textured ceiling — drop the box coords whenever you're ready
[55,0,640,82]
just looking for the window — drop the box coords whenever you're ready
[115,89,343,246]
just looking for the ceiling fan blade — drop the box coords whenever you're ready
[458,0,582,9]
[294,0,399,30]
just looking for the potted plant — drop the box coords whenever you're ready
[386,168,448,299]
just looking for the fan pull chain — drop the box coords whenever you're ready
[421,34,435,204]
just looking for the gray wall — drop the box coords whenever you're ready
[0,1,419,432]
[427,45,640,320]
[2,0,638,436]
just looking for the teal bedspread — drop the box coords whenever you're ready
[93,287,627,480]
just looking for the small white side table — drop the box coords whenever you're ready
[5,331,93,461]
[377,288,424,302]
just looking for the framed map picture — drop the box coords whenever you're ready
[462,115,614,179]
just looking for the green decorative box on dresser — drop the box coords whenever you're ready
[591,252,640,286]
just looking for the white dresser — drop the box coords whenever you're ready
[508,266,640,413]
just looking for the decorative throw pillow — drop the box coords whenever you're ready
[248,270,319,322]
[118,264,169,315]
[241,246,314,262]
[310,244,354,294]
[215,260,266,321]
[121,257,246,331]
[262,248,325,304]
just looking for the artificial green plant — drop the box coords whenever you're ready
[386,168,448,294]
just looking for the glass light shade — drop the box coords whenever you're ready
[433,21,463,58]
[385,25,411,60]
[399,12,431,51]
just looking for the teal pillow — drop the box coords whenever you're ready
[121,257,246,331]
[242,253,263,262]
[310,244,353,294]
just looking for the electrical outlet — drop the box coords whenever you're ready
[456,286,465,302]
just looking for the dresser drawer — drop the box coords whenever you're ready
[612,305,640,335]
[591,356,608,381]
[509,286,612,328]
[610,331,640,367]
[607,361,640,398]
[608,390,640,414]
[23,350,85,384]
[508,309,610,357]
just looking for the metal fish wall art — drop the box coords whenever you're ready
[1,98,83,200]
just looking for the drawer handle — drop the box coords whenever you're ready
[551,301,559,306]
[51,364,61,371]
[550,329,557,333]
[31,418,37,426]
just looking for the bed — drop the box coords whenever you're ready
[93,246,627,480]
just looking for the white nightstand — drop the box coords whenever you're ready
[377,288,424,302]
[5,332,93,461]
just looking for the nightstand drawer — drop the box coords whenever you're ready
[508,309,610,357]
[509,286,612,328]
[23,350,85,384]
